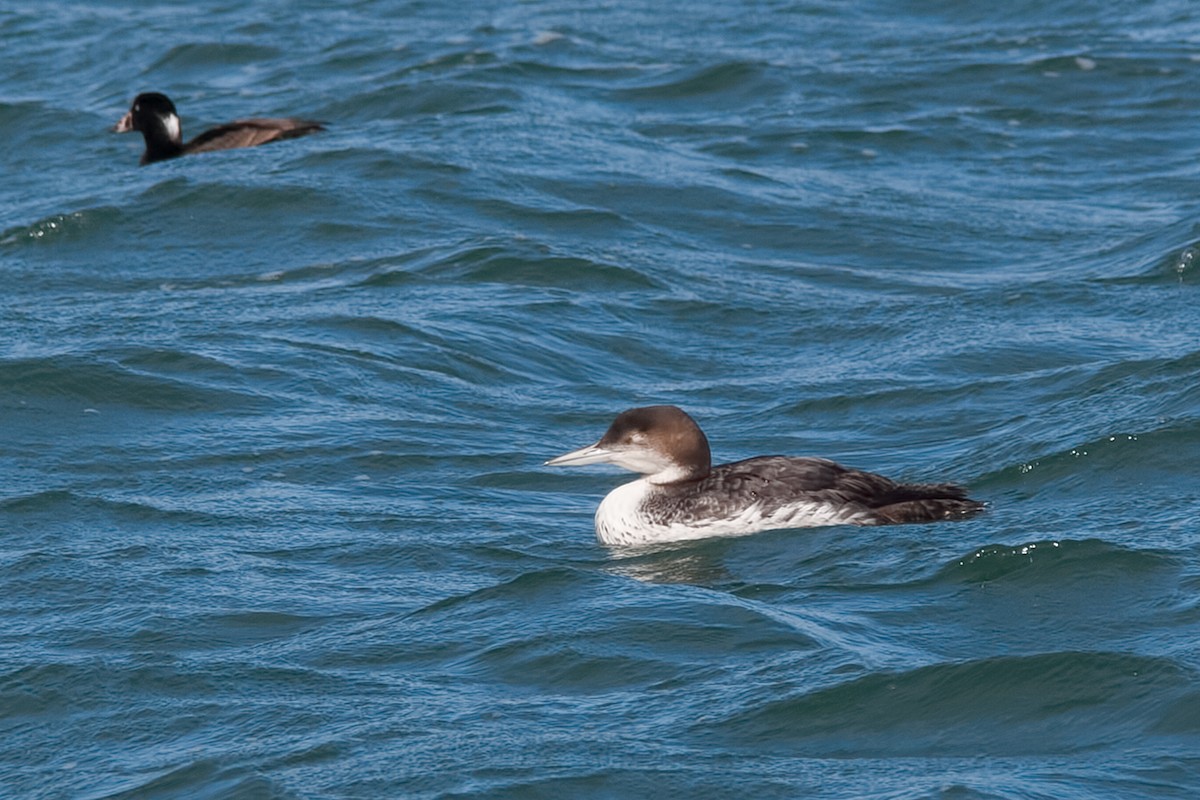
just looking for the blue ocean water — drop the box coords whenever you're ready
[3,0,1200,797]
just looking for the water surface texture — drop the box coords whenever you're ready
[3,1,1200,798]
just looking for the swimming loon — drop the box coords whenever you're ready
[546,405,984,546]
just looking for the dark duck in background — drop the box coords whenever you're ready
[114,92,325,165]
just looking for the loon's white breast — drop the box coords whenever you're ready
[546,405,983,547]
[592,476,872,547]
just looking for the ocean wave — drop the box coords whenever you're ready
[711,650,1190,756]
[612,60,785,106]
[939,537,1174,585]
[0,207,122,248]
[0,352,272,412]
[414,241,656,290]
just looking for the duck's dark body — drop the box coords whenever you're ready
[115,92,324,165]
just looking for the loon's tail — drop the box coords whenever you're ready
[869,482,985,524]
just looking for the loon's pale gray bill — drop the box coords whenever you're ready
[544,443,616,467]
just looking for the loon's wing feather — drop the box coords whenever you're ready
[707,456,891,499]
[693,456,982,524]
